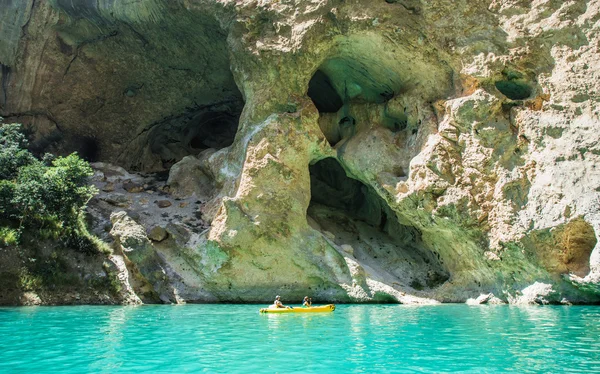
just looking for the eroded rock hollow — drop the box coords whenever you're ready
[1,0,600,304]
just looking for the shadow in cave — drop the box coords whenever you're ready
[77,136,100,162]
[140,99,243,171]
[495,69,534,101]
[308,70,344,113]
[308,157,449,291]
[307,58,408,147]
[495,79,533,100]
[187,110,239,150]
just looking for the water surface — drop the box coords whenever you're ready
[1,304,599,373]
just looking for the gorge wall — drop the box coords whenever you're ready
[1,0,600,304]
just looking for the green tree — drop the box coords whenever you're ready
[0,122,36,180]
[0,121,98,252]
[14,154,96,228]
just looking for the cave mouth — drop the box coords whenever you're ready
[187,110,239,150]
[307,58,401,114]
[495,79,533,100]
[77,136,100,162]
[308,70,344,113]
[53,134,100,163]
[138,99,243,171]
[307,157,449,290]
[61,6,249,173]
[307,57,407,147]
[494,69,534,100]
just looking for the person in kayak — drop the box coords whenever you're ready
[302,296,312,307]
[273,295,287,308]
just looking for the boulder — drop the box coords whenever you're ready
[109,211,152,257]
[156,200,172,208]
[100,193,131,208]
[109,211,171,303]
[466,293,505,305]
[123,179,144,193]
[511,282,560,305]
[165,223,191,246]
[167,154,215,199]
[19,292,42,306]
[101,182,115,192]
[148,226,168,242]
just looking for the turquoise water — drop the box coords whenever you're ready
[1,305,599,373]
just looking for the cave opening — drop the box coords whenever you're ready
[187,110,239,150]
[495,79,533,100]
[78,8,249,173]
[141,99,243,171]
[309,157,384,226]
[307,57,405,147]
[77,136,100,162]
[307,157,449,290]
[307,58,401,112]
[495,70,533,100]
[307,70,344,113]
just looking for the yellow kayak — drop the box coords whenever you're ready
[259,304,336,313]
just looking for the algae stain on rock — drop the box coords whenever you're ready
[199,240,229,275]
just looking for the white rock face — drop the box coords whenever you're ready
[106,254,143,305]
[466,293,505,305]
[510,282,559,305]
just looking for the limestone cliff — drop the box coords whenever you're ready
[1,0,599,304]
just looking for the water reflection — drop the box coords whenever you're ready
[91,306,136,372]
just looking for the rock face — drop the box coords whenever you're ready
[1,0,600,304]
[0,234,138,306]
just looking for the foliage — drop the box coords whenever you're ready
[0,227,19,246]
[13,153,96,227]
[0,121,99,252]
[93,264,122,296]
[19,269,43,291]
[0,123,37,180]
[91,235,113,255]
[0,180,18,219]
[27,250,80,288]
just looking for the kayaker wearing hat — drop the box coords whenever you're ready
[302,296,312,307]
[273,295,286,308]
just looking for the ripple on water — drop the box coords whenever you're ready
[1,305,600,373]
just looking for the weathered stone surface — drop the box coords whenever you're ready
[466,293,505,305]
[509,282,560,305]
[90,163,133,183]
[165,223,191,246]
[123,180,144,193]
[105,255,143,305]
[167,152,216,199]
[100,193,131,208]
[101,182,115,192]
[19,292,42,306]
[109,211,177,303]
[2,0,600,304]
[110,212,153,256]
[156,200,172,208]
[148,226,168,242]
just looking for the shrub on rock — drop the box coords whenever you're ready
[0,120,98,252]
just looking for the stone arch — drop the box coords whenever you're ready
[307,157,449,291]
